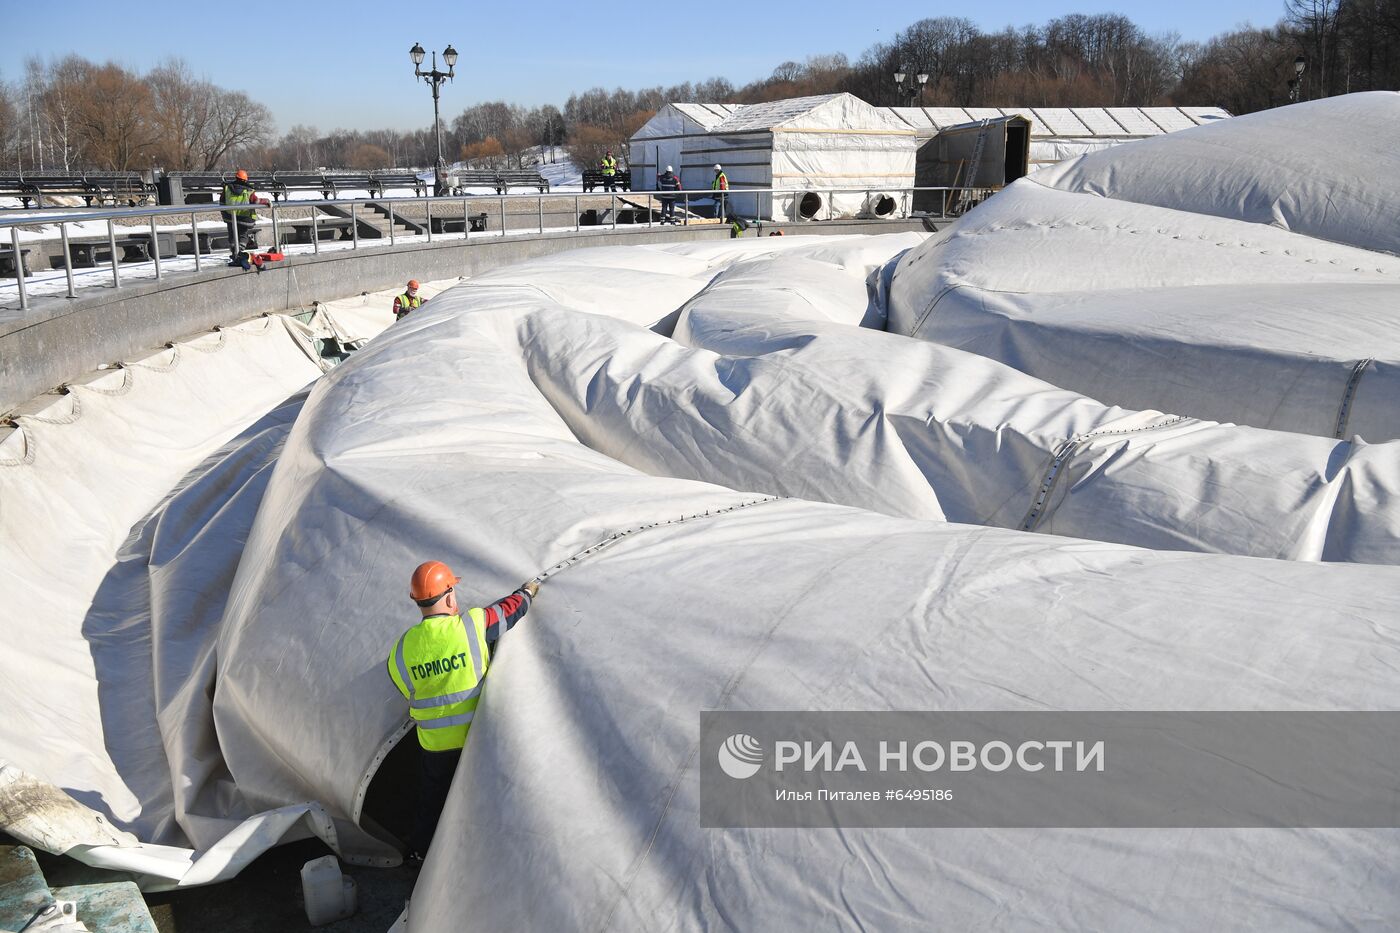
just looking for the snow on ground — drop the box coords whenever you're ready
[0,218,689,307]
[7,215,229,243]
[0,153,593,304]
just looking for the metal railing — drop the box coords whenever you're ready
[0,185,991,311]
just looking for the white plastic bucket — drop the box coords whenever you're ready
[302,854,357,926]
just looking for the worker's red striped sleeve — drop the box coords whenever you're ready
[484,591,531,640]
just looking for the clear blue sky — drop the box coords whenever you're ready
[3,0,1286,133]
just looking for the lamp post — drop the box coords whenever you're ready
[893,63,930,106]
[410,41,458,195]
[1289,54,1307,103]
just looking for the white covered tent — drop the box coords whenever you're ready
[627,102,740,193]
[1,93,1399,931]
[629,93,918,221]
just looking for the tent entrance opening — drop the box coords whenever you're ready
[1005,124,1029,182]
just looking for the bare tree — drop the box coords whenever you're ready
[282,124,322,170]
[22,58,46,170]
[771,61,802,82]
[68,62,161,170]
[201,89,271,170]
[41,57,85,172]
[348,142,390,170]
[0,74,18,164]
[149,58,214,170]
[1175,25,1296,113]
[1285,0,1343,97]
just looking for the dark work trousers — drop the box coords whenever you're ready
[225,216,256,256]
[410,745,463,856]
[660,195,675,220]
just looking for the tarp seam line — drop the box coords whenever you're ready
[351,720,414,836]
[1020,416,1193,531]
[1334,358,1372,439]
[910,279,965,336]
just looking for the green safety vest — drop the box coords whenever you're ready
[395,293,422,317]
[601,156,617,175]
[222,185,256,221]
[711,172,727,190]
[387,608,491,751]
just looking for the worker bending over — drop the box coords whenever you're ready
[220,169,266,261]
[393,279,422,320]
[387,560,541,863]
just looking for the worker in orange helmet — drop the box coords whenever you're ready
[387,560,540,864]
[220,168,266,261]
[393,279,423,320]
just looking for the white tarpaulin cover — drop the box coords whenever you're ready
[0,279,455,889]
[1,93,1398,930]
[888,92,1400,442]
[219,233,1396,932]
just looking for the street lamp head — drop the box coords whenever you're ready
[916,72,929,85]
[894,69,907,85]
[443,44,458,69]
[1294,54,1307,76]
[410,43,425,67]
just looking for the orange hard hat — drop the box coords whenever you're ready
[407,279,420,290]
[409,560,459,604]
[235,169,248,181]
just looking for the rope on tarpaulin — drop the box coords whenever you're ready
[529,495,785,584]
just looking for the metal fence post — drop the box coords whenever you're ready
[462,197,469,239]
[11,227,28,310]
[389,203,396,246]
[684,192,689,226]
[149,214,162,280]
[575,195,580,232]
[59,222,76,298]
[270,203,280,251]
[611,193,617,230]
[426,198,433,243]
[351,203,359,249]
[191,212,201,272]
[312,207,320,254]
[107,219,120,289]
[538,195,544,235]
[499,195,506,237]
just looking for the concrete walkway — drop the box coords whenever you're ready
[1,217,936,415]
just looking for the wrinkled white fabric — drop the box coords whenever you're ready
[1034,91,1400,253]
[2,94,1397,930]
[888,94,1400,440]
[193,255,1394,932]
[0,280,436,885]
